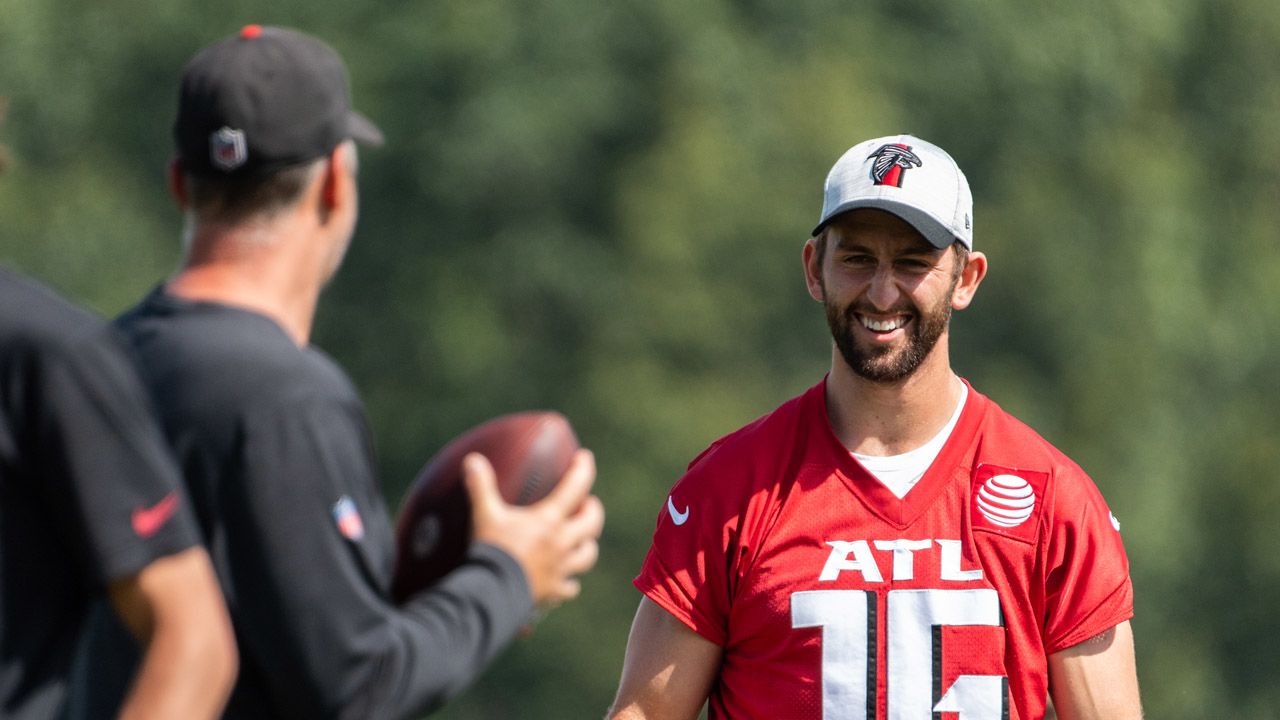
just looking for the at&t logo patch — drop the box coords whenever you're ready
[971,464,1048,543]
[976,474,1036,528]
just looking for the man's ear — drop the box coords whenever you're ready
[167,157,188,208]
[320,142,359,213]
[950,250,988,310]
[321,146,344,210]
[803,237,825,302]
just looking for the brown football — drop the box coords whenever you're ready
[391,411,579,602]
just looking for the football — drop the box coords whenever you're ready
[391,411,579,602]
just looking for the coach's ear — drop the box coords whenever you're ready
[803,236,825,303]
[167,157,189,209]
[318,142,359,216]
[951,250,988,311]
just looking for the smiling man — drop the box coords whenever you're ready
[608,135,1142,720]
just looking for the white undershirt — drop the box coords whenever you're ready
[852,384,968,499]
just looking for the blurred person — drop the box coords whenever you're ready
[72,25,604,720]
[1,136,237,720]
[0,102,236,720]
[608,135,1141,720]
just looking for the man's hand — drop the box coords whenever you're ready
[465,449,604,609]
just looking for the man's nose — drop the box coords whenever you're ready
[865,265,902,311]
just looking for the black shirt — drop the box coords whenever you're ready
[77,288,533,720]
[0,269,198,719]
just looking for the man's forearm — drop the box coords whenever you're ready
[111,548,238,720]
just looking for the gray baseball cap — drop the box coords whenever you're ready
[813,134,973,249]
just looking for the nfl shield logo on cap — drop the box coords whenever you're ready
[210,126,248,172]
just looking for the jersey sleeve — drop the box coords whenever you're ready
[33,325,199,583]
[633,444,740,646]
[230,397,532,720]
[1041,466,1134,654]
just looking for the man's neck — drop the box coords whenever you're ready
[166,228,322,346]
[824,345,965,457]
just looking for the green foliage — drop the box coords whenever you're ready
[3,0,1279,716]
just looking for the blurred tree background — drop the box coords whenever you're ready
[2,0,1278,717]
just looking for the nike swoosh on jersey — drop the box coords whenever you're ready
[666,495,690,526]
[131,491,179,539]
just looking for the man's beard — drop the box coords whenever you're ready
[823,280,956,383]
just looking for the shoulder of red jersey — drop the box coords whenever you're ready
[657,383,825,532]
[968,386,1122,535]
[969,388,1090,479]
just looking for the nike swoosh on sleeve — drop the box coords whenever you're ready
[666,495,690,526]
[131,491,180,538]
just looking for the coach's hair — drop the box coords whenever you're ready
[183,157,324,225]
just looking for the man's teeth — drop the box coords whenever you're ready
[863,317,905,332]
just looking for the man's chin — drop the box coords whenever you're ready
[854,365,915,384]
[834,339,923,383]
[839,354,908,383]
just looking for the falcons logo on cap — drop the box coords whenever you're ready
[867,143,922,187]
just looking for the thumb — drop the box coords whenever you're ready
[462,452,504,518]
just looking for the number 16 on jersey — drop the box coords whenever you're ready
[792,588,1009,719]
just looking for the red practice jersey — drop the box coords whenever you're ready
[635,380,1133,720]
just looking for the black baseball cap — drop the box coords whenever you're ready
[174,24,384,176]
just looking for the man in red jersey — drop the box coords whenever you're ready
[608,135,1141,720]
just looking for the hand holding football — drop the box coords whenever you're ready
[391,411,579,602]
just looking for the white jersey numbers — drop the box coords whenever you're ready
[792,590,878,720]
[791,588,1008,719]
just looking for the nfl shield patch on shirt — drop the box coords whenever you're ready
[333,495,365,541]
[970,464,1048,544]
